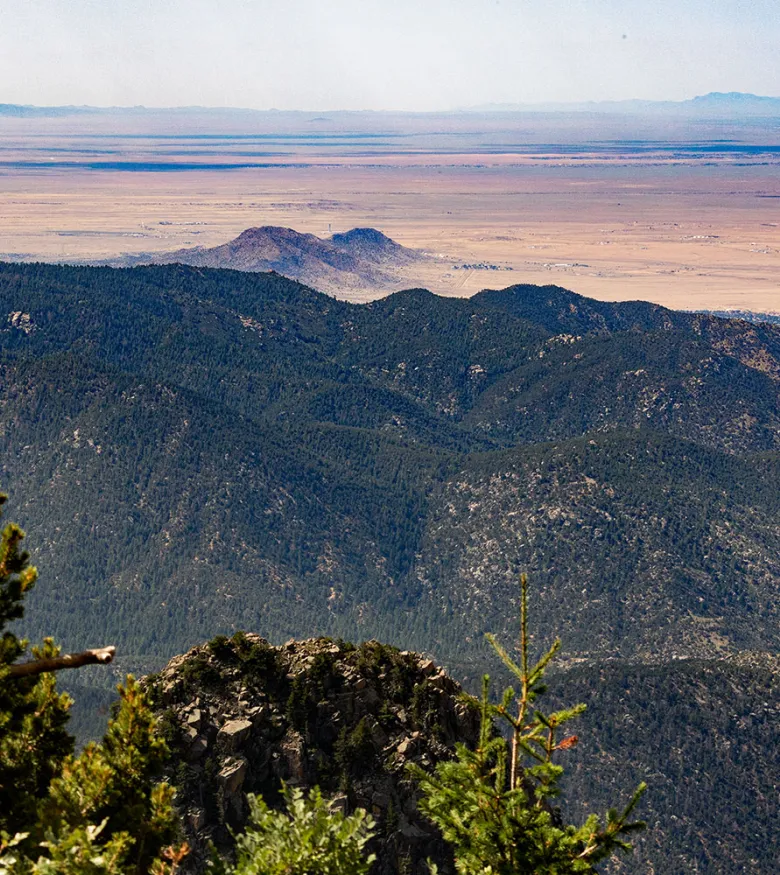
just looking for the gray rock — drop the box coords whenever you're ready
[370,720,389,748]
[217,756,248,794]
[400,816,428,838]
[372,791,391,809]
[217,718,253,751]
[188,808,207,832]
[246,705,268,727]
[153,636,481,875]
[280,730,306,781]
[419,659,436,676]
[187,736,209,762]
[397,737,414,755]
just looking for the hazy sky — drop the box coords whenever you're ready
[1,0,778,110]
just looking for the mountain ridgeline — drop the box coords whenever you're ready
[1,261,778,872]
[1,261,778,662]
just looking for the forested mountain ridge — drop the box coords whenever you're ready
[145,635,483,875]
[1,260,778,665]
[147,636,778,875]
[3,263,778,450]
[2,260,778,873]
[417,431,780,669]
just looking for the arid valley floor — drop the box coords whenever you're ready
[1,109,779,312]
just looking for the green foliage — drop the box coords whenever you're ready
[39,677,178,874]
[285,651,339,731]
[410,680,443,738]
[0,496,73,838]
[334,717,375,777]
[1,821,134,875]
[4,264,780,731]
[179,655,222,691]
[2,676,181,875]
[410,576,646,874]
[0,636,74,841]
[0,496,180,875]
[548,654,780,874]
[225,785,376,875]
[2,262,779,870]
[208,633,282,679]
[286,674,311,730]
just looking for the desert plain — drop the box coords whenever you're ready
[1,108,778,313]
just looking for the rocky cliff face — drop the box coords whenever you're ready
[145,634,480,874]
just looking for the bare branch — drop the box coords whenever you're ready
[6,646,116,678]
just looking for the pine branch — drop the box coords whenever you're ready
[7,646,116,678]
[485,633,522,680]
[528,638,561,686]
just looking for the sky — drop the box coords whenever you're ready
[1,0,779,111]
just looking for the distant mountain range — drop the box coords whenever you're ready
[3,92,780,118]
[466,91,780,115]
[140,226,426,296]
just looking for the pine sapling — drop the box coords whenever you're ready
[410,574,647,874]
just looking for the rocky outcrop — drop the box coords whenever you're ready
[145,634,481,874]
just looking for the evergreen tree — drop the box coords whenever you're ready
[0,495,181,875]
[0,495,73,838]
[410,575,646,874]
[37,677,179,875]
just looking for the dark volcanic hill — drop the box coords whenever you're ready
[1,262,779,872]
[329,227,423,266]
[150,226,426,296]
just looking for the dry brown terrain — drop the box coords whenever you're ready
[1,111,778,312]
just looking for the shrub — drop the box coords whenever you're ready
[224,785,375,875]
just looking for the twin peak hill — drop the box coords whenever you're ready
[147,226,427,297]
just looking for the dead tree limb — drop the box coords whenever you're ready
[6,646,116,678]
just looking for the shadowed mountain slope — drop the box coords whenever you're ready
[329,227,424,265]
[550,652,779,874]
[1,262,777,664]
